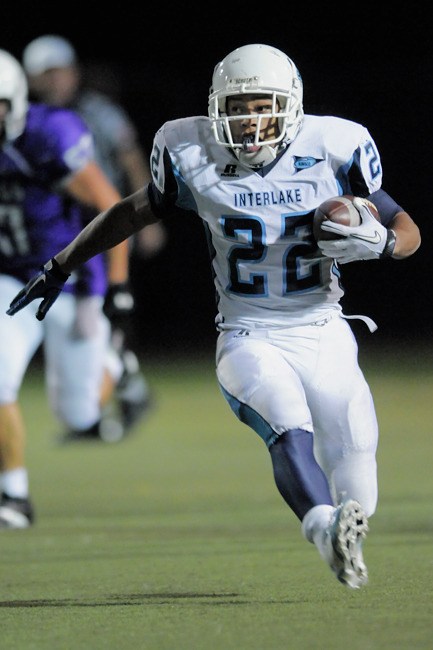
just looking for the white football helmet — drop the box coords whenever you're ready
[0,49,28,142]
[208,44,304,168]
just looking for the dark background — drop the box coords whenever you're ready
[4,5,432,355]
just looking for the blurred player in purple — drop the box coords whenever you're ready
[0,49,133,528]
[22,35,168,426]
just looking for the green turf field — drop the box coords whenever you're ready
[1,345,432,650]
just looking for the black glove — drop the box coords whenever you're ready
[103,282,135,322]
[7,258,70,321]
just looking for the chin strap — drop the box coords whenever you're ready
[236,143,280,169]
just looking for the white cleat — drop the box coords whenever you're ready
[0,494,34,529]
[324,499,369,589]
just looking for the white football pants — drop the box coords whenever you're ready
[216,313,378,516]
[0,274,112,431]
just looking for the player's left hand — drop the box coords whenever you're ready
[103,282,135,322]
[318,197,389,263]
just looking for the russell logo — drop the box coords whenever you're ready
[221,164,239,177]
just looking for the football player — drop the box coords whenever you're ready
[6,44,420,587]
[22,34,161,436]
[0,49,138,528]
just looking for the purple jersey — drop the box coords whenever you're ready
[0,103,107,296]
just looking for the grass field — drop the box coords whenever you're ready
[1,344,433,649]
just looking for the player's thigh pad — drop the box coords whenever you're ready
[216,330,313,446]
[0,275,44,402]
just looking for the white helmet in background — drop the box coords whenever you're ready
[22,35,76,76]
[0,49,28,142]
[208,43,304,168]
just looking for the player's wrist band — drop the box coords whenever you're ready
[380,229,396,259]
[44,257,70,281]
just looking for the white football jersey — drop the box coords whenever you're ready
[150,114,383,329]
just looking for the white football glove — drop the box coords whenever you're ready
[318,197,389,264]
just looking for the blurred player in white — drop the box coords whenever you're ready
[7,44,421,587]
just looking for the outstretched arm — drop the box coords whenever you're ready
[55,186,159,274]
[7,186,160,320]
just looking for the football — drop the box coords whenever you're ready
[313,195,380,241]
